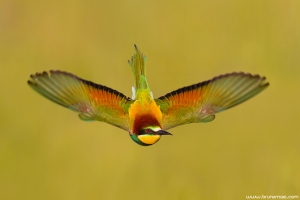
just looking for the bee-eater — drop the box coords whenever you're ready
[28,45,269,146]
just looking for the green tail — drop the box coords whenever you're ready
[128,45,152,100]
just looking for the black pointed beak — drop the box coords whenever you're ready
[156,130,172,136]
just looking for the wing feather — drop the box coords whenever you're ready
[28,70,132,131]
[156,72,269,130]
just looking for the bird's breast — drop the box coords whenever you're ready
[128,99,163,133]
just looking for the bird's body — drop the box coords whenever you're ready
[28,45,269,146]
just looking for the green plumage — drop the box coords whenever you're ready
[128,45,152,100]
[27,45,269,146]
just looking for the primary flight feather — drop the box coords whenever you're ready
[28,45,269,146]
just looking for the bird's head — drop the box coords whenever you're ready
[130,126,172,146]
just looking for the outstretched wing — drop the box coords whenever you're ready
[28,70,132,131]
[155,72,269,130]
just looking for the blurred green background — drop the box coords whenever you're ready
[1,0,299,199]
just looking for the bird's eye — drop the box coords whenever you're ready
[145,129,153,133]
[138,128,154,135]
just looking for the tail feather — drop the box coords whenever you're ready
[128,45,148,91]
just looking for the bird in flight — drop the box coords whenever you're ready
[28,45,269,146]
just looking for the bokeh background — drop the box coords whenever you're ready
[1,1,299,199]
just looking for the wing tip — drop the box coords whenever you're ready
[29,69,132,102]
[157,71,270,100]
[260,80,270,89]
[213,71,270,87]
[212,71,266,79]
[27,79,34,85]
